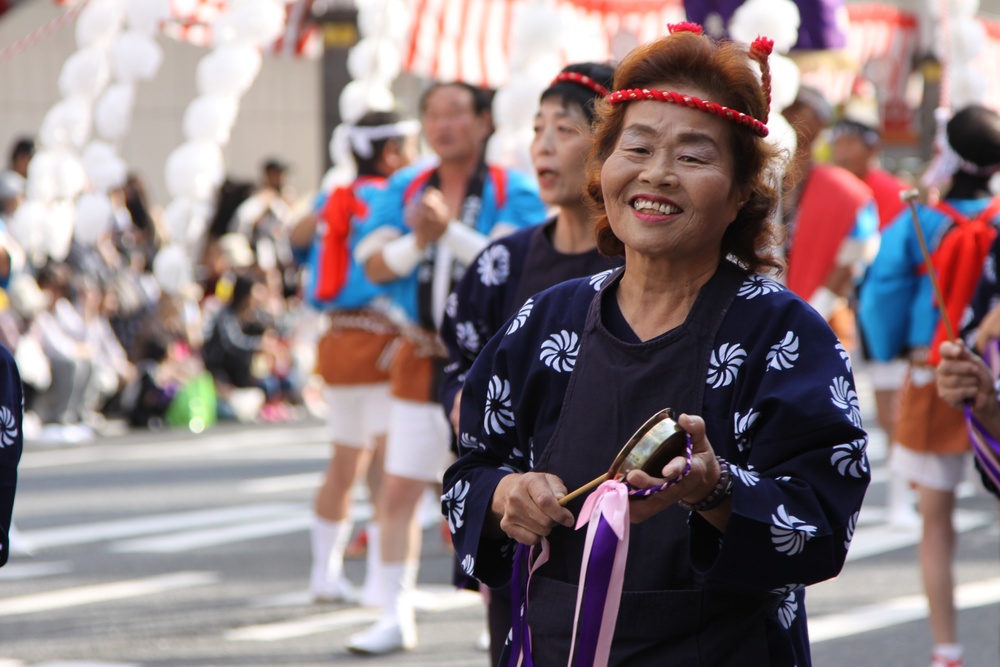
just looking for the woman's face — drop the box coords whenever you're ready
[530,98,592,207]
[601,85,746,264]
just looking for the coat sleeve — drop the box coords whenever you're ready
[959,234,1000,349]
[0,344,24,567]
[442,285,581,588]
[440,238,519,415]
[692,296,870,593]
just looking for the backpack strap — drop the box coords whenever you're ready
[488,165,507,210]
[402,167,435,205]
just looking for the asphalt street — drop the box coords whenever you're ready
[0,378,997,667]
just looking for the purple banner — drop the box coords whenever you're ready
[682,0,847,50]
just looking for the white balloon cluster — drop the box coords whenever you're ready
[159,0,285,293]
[727,0,801,158]
[18,0,167,265]
[944,0,986,109]
[486,2,567,173]
[323,0,409,189]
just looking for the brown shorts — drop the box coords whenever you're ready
[388,337,440,403]
[316,325,396,386]
[895,369,969,455]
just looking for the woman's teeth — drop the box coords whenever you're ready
[632,198,679,215]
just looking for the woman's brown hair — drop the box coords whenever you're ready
[585,31,784,274]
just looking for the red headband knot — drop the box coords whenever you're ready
[749,36,774,59]
[667,22,703,35]
[606,88,769,138]
[551,71,610,98]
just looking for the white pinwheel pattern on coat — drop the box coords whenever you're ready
[455,321,481,353]
[446,292,459,320]
[590,269,615,291]
[731,464,760,487]
[835,342,852,373]
[960,305,975,331]
[707,343,746,388]
[830,376,862,427]
[540,330,580,373]
[985,253,997,284]
[461,553,475,576]
[477,244,511,286]
[845,509,859,551]
[734,409,759,453]
[771,504,817,556]
[0,406,17,447]
[737,275,783,299]
[459,432,484,452]
[766,331,799,371]
[484,375,516,434]
[442,480,470,534]
[506,298,534,335]
[831,438,869,478]
[777,592,799,629]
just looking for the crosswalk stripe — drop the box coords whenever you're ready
[0,571,217,616]
[228,586,481,641]
[809,575,1000,642]
[846,508,994,562]
[111,514,313,553]
[22,503,306,550]
[0,561,72,580]
[239,472,323,494]
[20,428,329,470]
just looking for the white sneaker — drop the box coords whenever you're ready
[347,617,417,655]
[476,629,490,652]
[310,576,358,604]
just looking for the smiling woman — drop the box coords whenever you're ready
[443,23,871,667]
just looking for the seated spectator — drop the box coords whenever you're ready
[202,270,292,420]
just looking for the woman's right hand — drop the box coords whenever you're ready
[489,472,575,545]
[936,340,997,413]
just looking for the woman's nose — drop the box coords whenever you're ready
[639,155,676,186]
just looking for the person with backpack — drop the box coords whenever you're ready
[291,111,419,605]
[858,104,1000,667]
[348,81,547,654]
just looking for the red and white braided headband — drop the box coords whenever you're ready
[606,23,774,139]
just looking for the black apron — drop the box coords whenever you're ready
[510,222,619,311]
[526,261,781,666]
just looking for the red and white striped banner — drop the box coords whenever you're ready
[402,0,684,89]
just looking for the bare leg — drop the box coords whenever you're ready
[315,444,371,521]
[917,484,958,645]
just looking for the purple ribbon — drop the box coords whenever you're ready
[508,434,694,667]
[967,341,1000,491]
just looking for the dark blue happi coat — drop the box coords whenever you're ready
[0,343,23,567]
[439,219,619,414]
[443,264,869,666]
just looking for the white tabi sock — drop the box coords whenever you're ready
[360,524,382,607]
[310,516,352,594]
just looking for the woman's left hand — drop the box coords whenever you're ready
[624,414,723,523]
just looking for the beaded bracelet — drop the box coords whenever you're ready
[676,456,733,512]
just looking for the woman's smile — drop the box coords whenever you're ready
[629,194,683,222]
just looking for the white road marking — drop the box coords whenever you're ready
[21,503,306,550]
[111,514,312,553]
[846,508,994,562]
[239,472,322,494]
[0,561,72,580]
[35,663,141,666]
[0,571,217,617]
[810,575,1000,642]
[21,428,329,470]
[229,586,481,641]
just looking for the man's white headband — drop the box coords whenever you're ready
[349,120,421,159]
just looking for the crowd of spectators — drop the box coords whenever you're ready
[0,137,315,443]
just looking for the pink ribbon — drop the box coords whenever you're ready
[566,480,630,667]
